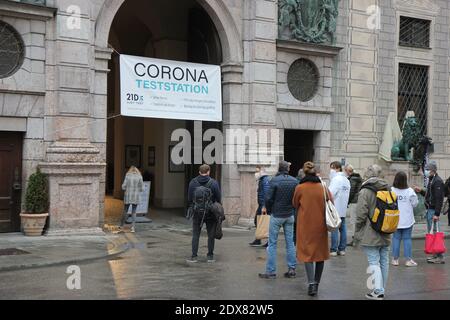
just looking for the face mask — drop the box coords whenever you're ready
[424,170,430,178]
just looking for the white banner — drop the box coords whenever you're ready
[120,55,222,122]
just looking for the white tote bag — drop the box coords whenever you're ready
[320,179,342,232]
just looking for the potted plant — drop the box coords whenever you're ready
[20,168,49,236]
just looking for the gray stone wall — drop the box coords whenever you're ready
[331,0,350,157]
[0,2,53,207]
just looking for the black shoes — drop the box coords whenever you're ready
[284,269,296,278]
[186,256,198,263]
[258,273,276,279]
[308,283,319,296]
[249,239,262,247]
[263,242,268,248]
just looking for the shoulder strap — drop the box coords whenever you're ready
[320,178,328,202]
[205,178,213,189]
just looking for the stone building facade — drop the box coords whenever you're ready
[0,0,449,234]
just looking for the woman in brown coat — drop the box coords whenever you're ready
[292,161,332,296]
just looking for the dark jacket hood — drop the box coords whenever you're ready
[350,173,362,180]
[196,175,211,184]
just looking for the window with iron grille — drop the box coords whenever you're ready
[399,16,431,48]
[0,21,25,79]
[398,63,428,136]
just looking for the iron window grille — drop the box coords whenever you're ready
[287,58,320,102]
[398,63,429,136]
[0,21,25,79]
[399,16,431,49]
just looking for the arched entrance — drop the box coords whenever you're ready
[97,0,242,226]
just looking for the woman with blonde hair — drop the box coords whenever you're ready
[120,166,144,233]
[292,161,332,296]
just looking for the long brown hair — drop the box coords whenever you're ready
[393,171,408,189]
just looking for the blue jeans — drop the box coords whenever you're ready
[392,227,413,260]
[426,209,444,258]
[331,217,347,252]
[121,204,137,228]
[266,215,297,274]
[361,246,390,295]
[426,209,439,233]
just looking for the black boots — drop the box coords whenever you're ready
[308,283,319,296]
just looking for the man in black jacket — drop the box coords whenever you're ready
[187,164,222,264]
[344,164,363,246]
[414,161,445,264]
[258,161,298,279]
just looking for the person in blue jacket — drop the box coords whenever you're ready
[249,165,271,247]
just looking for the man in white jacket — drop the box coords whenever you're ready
[329,161,351,256]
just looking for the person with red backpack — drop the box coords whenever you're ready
[186,164,221,264]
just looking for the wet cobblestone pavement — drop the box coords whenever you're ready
[0,225,449,300]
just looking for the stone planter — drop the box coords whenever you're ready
[20,213,49,236]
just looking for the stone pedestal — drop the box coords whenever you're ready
[39,143,106,235]
[382,160,422,187]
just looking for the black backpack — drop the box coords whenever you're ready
[193,178,214,221]
[444,177,450,198]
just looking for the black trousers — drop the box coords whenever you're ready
[192,216,217,257]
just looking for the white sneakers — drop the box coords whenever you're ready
[392,259,418,267]
[330,251,345,257]
[405,260,418,267]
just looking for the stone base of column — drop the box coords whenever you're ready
[222,197,241,227]
[39,162,106,233]
[45,227,105,237]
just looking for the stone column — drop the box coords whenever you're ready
[40,1,105,235]
[221,63,244,226]
[227,0,278,224]
[343,0,380,171]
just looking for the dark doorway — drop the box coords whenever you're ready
[284,130,314,177]
[0,132,23,233]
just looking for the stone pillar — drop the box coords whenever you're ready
[225,0,278,224]
[221,63,244,226]
[343,0,380,171]
[40,2,106,235]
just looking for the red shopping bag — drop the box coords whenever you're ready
[425,233,435,254]
[424,221,447,255]
[432,232,447,255]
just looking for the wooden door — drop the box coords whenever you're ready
[0,132,23,233]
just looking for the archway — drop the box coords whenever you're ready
[94,0,242,64]
[101,0,234,226]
